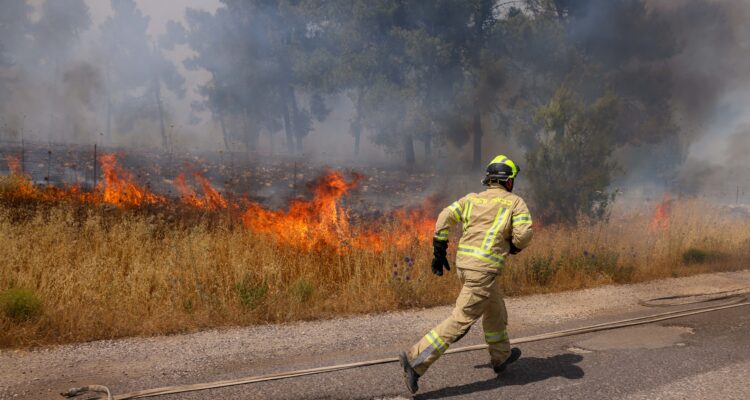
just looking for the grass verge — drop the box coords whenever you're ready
[0,197,748,348]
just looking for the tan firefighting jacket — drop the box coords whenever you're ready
[433,185,533,273]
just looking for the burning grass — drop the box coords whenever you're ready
[0,158,749,348]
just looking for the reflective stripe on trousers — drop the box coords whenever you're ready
[411,329,449,368]
[484,330,509,344]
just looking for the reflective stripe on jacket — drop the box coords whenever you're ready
[433,186,533,273]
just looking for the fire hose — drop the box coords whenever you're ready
[62,289,750,400]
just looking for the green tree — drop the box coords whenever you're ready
[526,85,619,224]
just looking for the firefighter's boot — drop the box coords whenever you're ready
[399,352,420,394]
[493,347,521,374]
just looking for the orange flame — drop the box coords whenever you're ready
[241,171,362,250]
[174,172,228,210]
[97,154,165,207]
[241,170,436,252]
[6,156,23,175]
[2,153,436,254]
[650,194,672,232]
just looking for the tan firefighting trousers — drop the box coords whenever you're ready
[407,267,509,375]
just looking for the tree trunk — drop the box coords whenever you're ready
[282,86,294,154]
[243,109,260,151]
[49,57,59,144]
[287,85,303,154]
[295,134,303,154]
[352,90,363,156]
[423,134,432,158]
[403,133,416,167]
[471,1,491,171]
[268,130,275,156]
[153,77,168,151]
[218,111,229,151]
[472,111,483,171]
[105,65,112,146]
[353,129,361,157]
[106,94,112,146]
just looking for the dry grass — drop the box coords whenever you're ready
[1,191,749,348]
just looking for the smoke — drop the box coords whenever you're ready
[656,0,750,197]
[0,0,749,203]
[558,0,750,198]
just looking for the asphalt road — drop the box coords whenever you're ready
[4,272,750,400]
[113,307,750,399]
[167,304,750,400]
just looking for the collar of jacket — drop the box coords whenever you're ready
[487,184,508,191]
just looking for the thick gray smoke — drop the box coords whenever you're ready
[557,0,750,201]
[0,0,748,203]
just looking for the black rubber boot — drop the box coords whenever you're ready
[493,347,522,374]
[399,352,420,394]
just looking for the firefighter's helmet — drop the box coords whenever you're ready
[482,154,519,186]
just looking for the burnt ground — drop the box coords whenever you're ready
[0,140,468,214]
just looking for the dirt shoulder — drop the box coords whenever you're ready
[2,270,749,399]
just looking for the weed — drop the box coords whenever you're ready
[682,247,726,265]
[182,298,194,313]
[525,255,557,286]
[0,288,42,323]
[235,275,268,309]
[289,278,314,303]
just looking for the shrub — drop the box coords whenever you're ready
[682,247,726,265]
[0,288,42,323]
[525,255,557,286]
[235,275,268,309]
[289,278,314,303]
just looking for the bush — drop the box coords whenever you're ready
[235,275,268,309]
[0,288,42,323]
[525,255,557,286]
[289,278,314,303]
[682,247,726,265]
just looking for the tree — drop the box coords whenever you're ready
[182,1,329,155]
[0,0,33,132]
[100,0,185,148]
[526,85,619,223]
[32,0,91,142]
[317,0,468,166]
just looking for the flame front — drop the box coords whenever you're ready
[241,170,434,252]
[650,194,672,232]
[2,155,435,254]
[242,171,360,250]
[175,172,228,210]
[98,154,165,206]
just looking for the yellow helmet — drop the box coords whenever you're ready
[482,154,519,186]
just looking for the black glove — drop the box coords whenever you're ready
[509,243,522,255]
[431,239,451,276]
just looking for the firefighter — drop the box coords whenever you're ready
[398,154,533,394]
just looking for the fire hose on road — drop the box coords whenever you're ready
[62,289,750,400]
